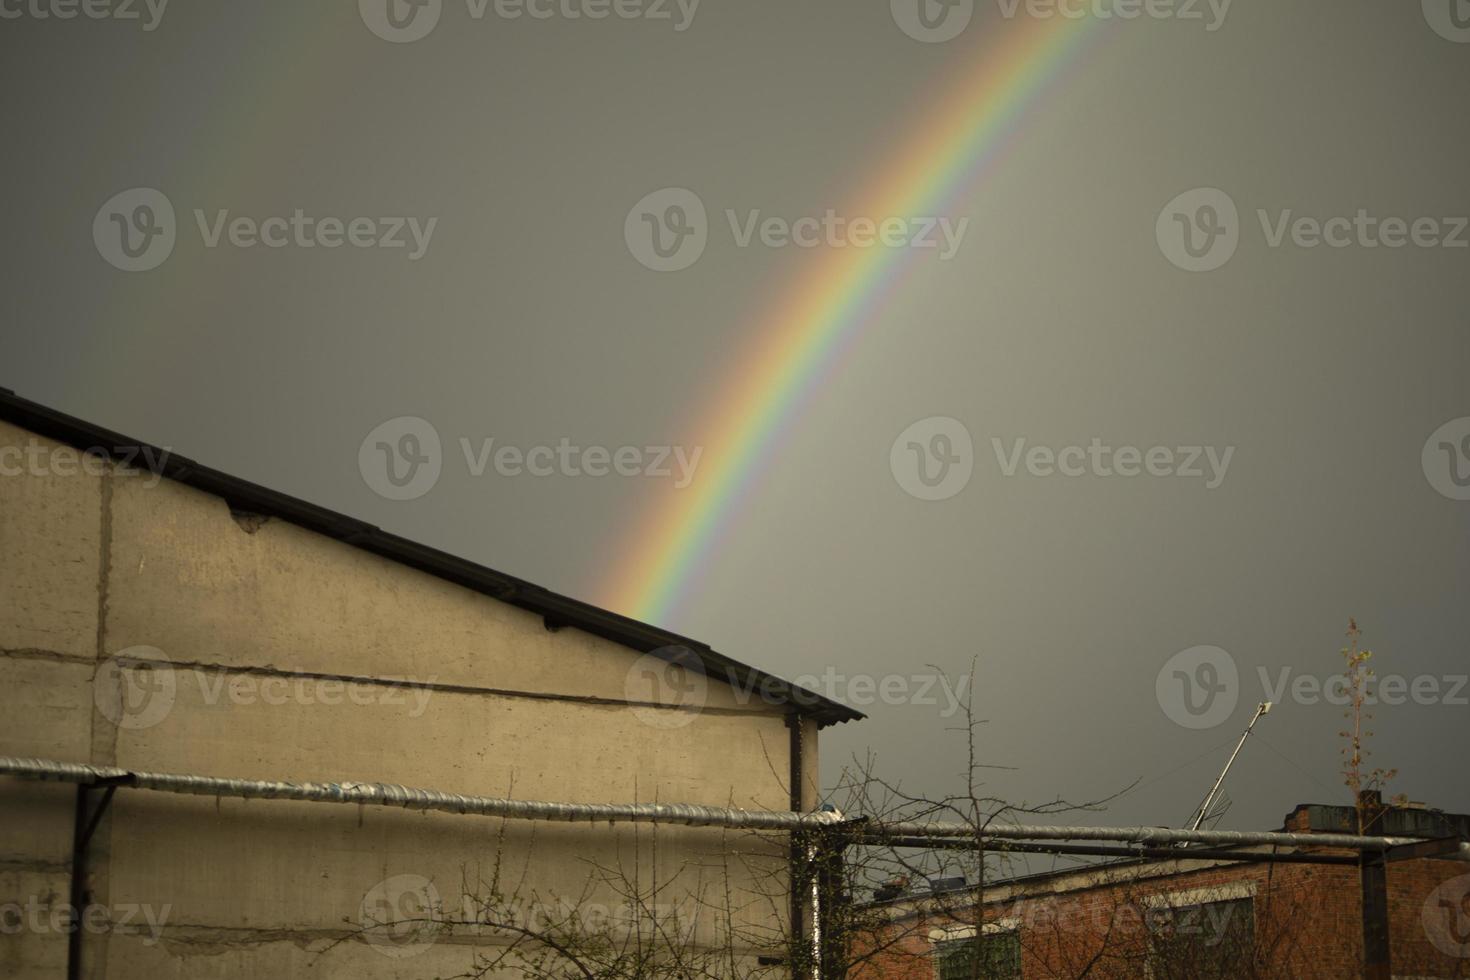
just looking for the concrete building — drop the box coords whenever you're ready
[855,800,1470,980]
[0,389,862,979]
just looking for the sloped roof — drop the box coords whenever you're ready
[0,388,863,727]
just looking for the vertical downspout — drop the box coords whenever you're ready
[66,785,91,980]
[1359,851,1390,979]
[66,779,126,980]
[1358,790,1391,979]
[786,713,819,980]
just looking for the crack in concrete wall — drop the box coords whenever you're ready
[0,649,97,667]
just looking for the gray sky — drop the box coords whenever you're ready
[2,0,1467,835]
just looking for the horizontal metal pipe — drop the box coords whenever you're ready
[0,757,841,831]
[858,836,1362,865]
[871,819,1425,852]
[2,758,1459,858]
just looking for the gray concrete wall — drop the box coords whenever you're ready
[0,418,817,979]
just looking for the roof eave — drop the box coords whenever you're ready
[0,388,865,728]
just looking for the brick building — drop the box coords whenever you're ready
[855,801,1470,980]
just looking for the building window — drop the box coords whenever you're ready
[1146,896,1254,979]
[935,932,1021,980]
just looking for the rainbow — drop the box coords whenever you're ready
[603,13,1108,624]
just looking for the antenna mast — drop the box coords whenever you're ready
[1187,700,1273,833]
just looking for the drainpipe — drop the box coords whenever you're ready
[785,715,820,980]
[66,774,132,980]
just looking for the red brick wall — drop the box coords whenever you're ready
[855,856,1470,979]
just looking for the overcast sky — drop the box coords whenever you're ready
[2,0,1467,836]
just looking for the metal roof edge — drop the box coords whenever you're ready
[0,387,864,727]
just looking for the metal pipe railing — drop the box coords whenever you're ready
[2,757,1457,855]
[871,818,1431,851]
[0,757,841,830]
